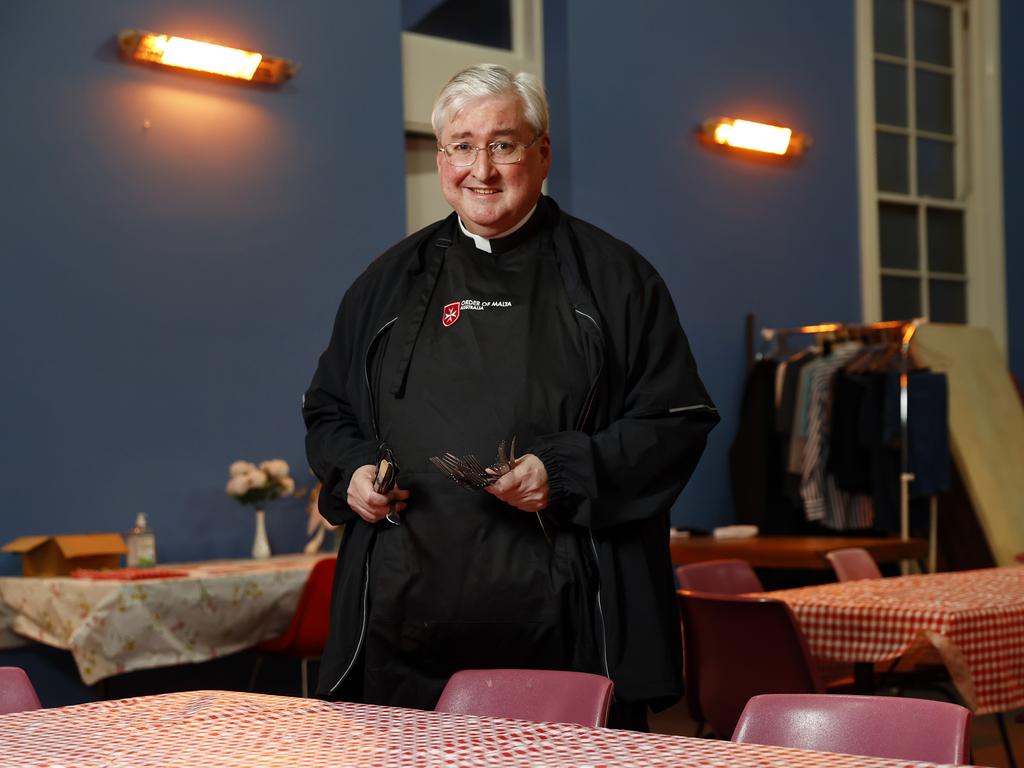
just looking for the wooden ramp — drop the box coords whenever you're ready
[911,324,1024,566]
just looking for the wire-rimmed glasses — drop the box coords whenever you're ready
[438,134,541,167]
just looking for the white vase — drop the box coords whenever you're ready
[252,509,272,559]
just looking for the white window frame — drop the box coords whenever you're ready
[856,0,1007,355]
[401,0,544,135]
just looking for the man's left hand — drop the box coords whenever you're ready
[485,453,548,512]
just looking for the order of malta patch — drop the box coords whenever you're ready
[442,301,460,327]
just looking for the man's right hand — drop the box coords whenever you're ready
[347,464,410,524]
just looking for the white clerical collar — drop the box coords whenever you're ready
[458,205,538,253]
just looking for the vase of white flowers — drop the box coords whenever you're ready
[225,459,296,559]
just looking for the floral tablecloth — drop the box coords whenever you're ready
[0,554,331,684]
[0,689,982,768]
[766,566,1024,715]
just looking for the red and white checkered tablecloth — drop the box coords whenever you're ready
[0,690,977,768]
[766,566,1024,715]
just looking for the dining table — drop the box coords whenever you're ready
[0,553,331,684]
[765,565,1024,715]
[670,533,928,570]
[0,688,989,768]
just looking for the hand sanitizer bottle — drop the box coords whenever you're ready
[126,512,157,567]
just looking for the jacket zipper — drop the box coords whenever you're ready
[364,317,399,441]
[573,308,604,432]
[588,532,611,678]
[327,315,397,695]
[573,307,611,678]
[328,556,371,695]
[573,309,714,681]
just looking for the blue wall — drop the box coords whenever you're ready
[547,1,861,529]
[0,1,405,575]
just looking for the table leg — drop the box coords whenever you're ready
[995,713,1018,768]
[853,661,874,693]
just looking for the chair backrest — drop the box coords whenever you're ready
[259,557,336,657]
[435,669,614,727]
[0,667,42,715]
[677,591,823,738]
[733,693,971,764]
[825,547,882,582]
[675,559,763,594]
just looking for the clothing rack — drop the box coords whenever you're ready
[757,317,935,573]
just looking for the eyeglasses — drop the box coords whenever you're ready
[438,134,541,167]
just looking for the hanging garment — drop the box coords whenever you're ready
[799,344,874,529]
[777,350,819,517]
[729,359,805,533]
[828,368,875,494]
[883,371,951,496]
[775,350,815,436]
[786,356,827,476]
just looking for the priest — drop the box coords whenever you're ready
[303,63,718,730]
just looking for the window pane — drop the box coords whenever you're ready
[874,0,907,57]
[882,275,922,319]
[877,132,909,193]
[917,138,955,198]
[879,203,919,270]
[926,208,964,274]
[914,0,951,66]
[929,279,966,323]
[875,62,907,126]
[916,69,952,134]
[402,0,512,50]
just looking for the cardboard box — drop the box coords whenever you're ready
[2,533,128,576]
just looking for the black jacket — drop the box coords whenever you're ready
[303,196,718,707]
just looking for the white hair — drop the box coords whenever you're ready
[431,63,549,140]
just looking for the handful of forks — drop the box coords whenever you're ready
[429,437,518,490]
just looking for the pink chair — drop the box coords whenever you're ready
[733,693,971,764]
[677,591,826,738]
[0,667,42,715]
[675,559,763,594]
[825,547,882,582]
[435,669,614,727]
[674,561,766,736]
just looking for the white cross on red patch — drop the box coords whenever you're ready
[442,301,460,327]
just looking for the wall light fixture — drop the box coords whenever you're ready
[700,117,810,157]
[118,29,298,85]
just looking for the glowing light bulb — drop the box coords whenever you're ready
[701,117,808,157]
[118,29,297,85]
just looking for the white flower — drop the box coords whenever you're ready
[260,459,290,479]
[230,460,257,478]
[226,475,252,496]
[246,469,269,489]
[278,476,295,496]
